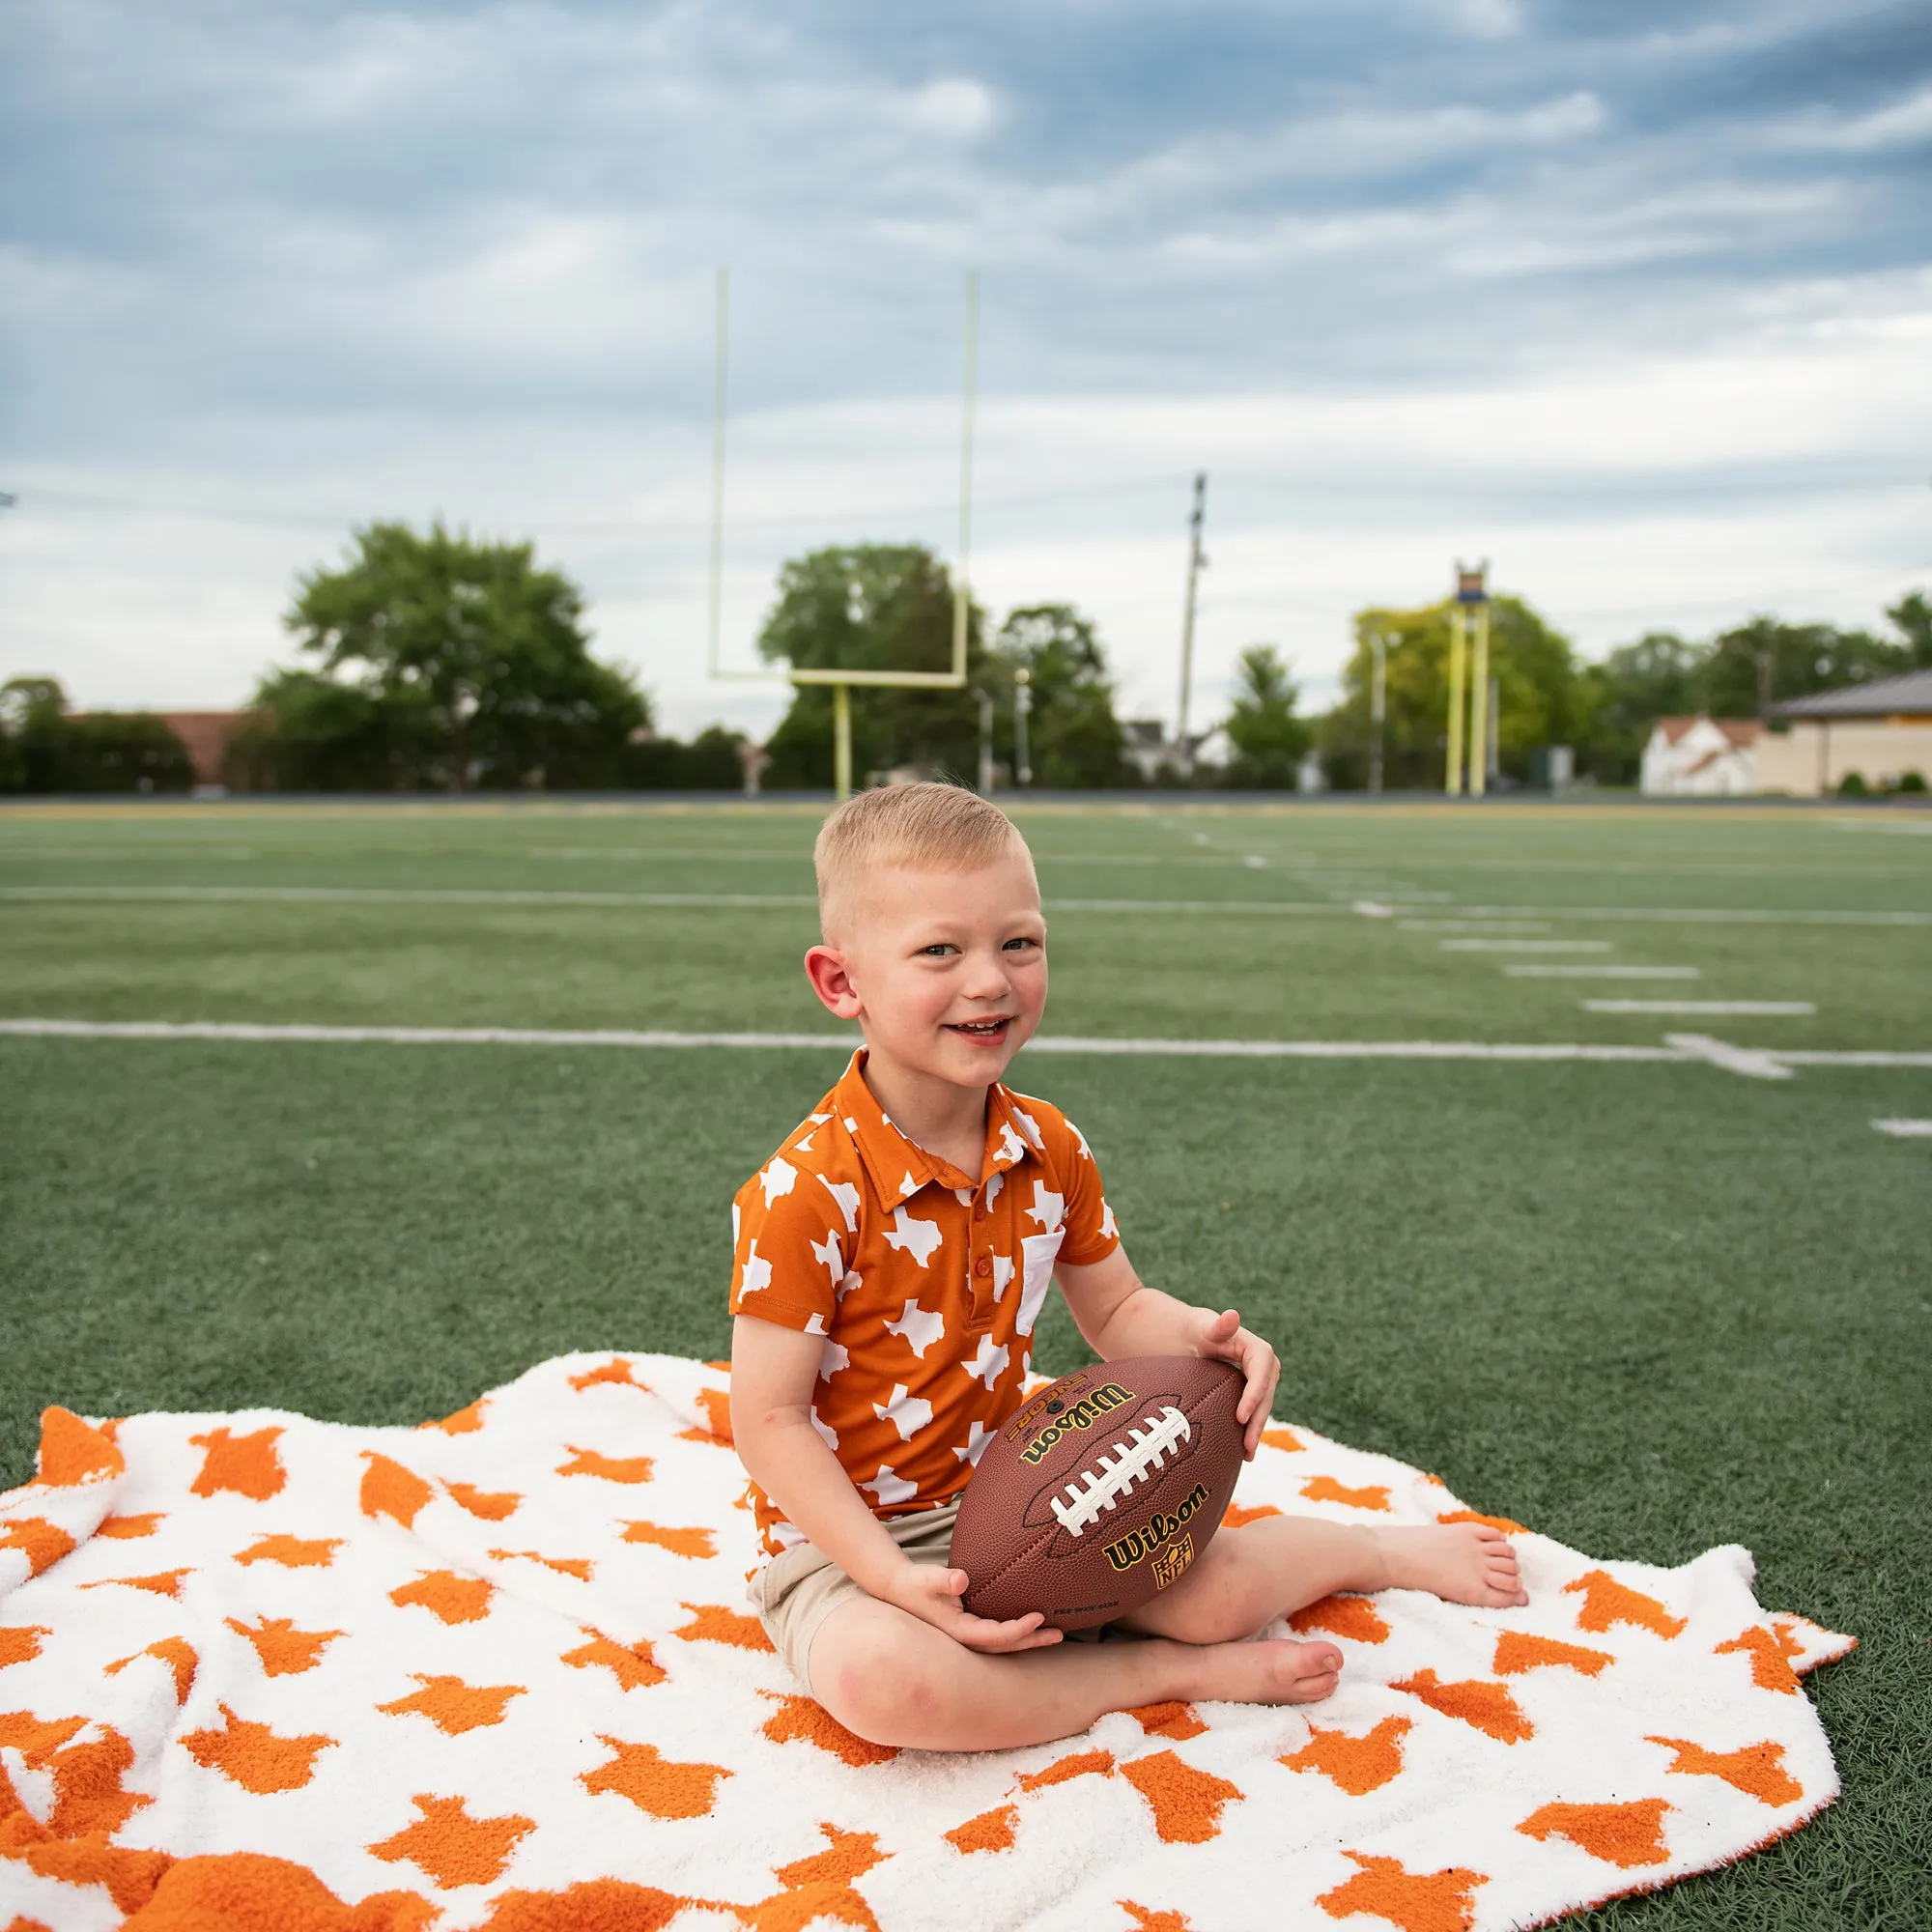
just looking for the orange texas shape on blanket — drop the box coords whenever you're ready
[761,1692,899,1767]
[1562,1571,1687,1640]
[99,1512,165,1539]
[226,1616,343,1677]
[1317,1851,1488,1932]
[235,1533,341,1570]
[1648,1735,1804,1807]
[360,1454,436,1529]
[562,1630,668,1691]
[188,1427,286,1501]
[78,1567,191,1600]
[181,1705,336,1795]
[0,1624,50,1667]
[1282,1716,1413,1797]
[31,1406,123,1487]
[1519,1798,1673,1869]
[557,1445,655,1483]
[1392,1671,1534,1746]
[105,1637,199,1705]
[1716,1627,1803,1694]
[0,1518,76,1578]
[0,1710,151,1837]
[390,1571,495,1626]
[379,1676,526,1737]
[369,1793,536,1889]
[1493,1632,1614,1679]
[580,1738,731,1820]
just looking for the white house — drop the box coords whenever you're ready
[1639,716,1764,796]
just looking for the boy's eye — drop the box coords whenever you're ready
[920,943,956,957]
[1002,936,1037,952]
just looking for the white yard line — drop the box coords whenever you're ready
[1583,1001,1815,1015]
[1439,939,1612,953]
[1778,1050,1932,1067]
[1661,1033,1794,1081]
[4,1018,1926,1074]
[1871,1118,1932,1136]
[1399,920,1552,933]
[1,885,1924,928]
[1505,965,1701,979]
[0,885,819,909]
[1459,905,1931,927]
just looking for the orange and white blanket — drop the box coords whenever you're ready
[1,1352,1853,1932]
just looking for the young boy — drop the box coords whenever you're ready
[729,783,1524,1752]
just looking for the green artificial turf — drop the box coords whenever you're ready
[2,796,1929,1928]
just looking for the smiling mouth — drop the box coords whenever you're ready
[947,1017,1013,1040]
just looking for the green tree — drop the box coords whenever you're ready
[1884,590,1932,668]
[255,523,646,790]
[1221,646,1310,788]
[1577,632,1709,785]
[1320,596,1591,790]
[984,605,1132,788]
[1699,616,1908,719]
[756,545,985,787]
[0,678,67,792]
[0,677,192,794]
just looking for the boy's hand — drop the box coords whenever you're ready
[1197,1306,1279,1459]
[883,1560,1065,1653]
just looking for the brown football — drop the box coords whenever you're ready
[950,1355,1246,1631]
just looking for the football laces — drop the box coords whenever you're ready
[1049,1406,1191,1537]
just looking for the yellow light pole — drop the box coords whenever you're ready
[1445,608,1467,795]
[1447,561,1489,796]
[1468,598,1492,799]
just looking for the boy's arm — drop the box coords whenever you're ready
[728,1313,1061,1653]
[1054,1247,1280,1459]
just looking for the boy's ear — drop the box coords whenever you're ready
[804,943,864,1020]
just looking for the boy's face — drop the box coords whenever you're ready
[807,852,1047,1090]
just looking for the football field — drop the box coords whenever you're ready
[3,796,1929,1928]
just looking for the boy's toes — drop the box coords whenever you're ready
[1274,1640,1343,1702]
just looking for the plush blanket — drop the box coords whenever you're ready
[0,1352,1853,1932]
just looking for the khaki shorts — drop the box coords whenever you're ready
[747,1499,965,1695]
[745,1499,1133,1696]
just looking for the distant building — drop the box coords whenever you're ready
[1122,720,1222,784]
[1760,668,1932,796]
[1639,716,1764,796]
[159,711,254,790]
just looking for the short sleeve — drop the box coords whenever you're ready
[727,1151,850,1336]
[1052,1116,1120,1267]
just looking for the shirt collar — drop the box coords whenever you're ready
[832,1050,1037,1211]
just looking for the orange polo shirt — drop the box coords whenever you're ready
[728,1051,1121,1559]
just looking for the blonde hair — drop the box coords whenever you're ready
[814,781,1032,938]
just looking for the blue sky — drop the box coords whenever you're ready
[3,0,1929,734]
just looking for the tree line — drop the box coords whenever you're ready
[4,522,1927,793]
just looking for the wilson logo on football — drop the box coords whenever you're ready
[1048,1406,1192,1537]
[1104,1484,1210,1576]
[1105,1484,1206,1577]
[1018,1382,1135,1466]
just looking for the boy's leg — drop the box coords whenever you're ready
[809,1596,1344,1752]
[1122,1516,1527,1646]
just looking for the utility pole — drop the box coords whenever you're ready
[1176,471,1208,776]
[1370,630,1387,795]
[975,689,995,796]
[1013,668,1033,787]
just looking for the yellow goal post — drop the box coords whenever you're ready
[706,268,978,800]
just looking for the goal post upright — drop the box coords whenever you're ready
[708,269,979,801]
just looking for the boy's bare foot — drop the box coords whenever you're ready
[1188,1635,1345,1706]
[1373,1522,1529,1607]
